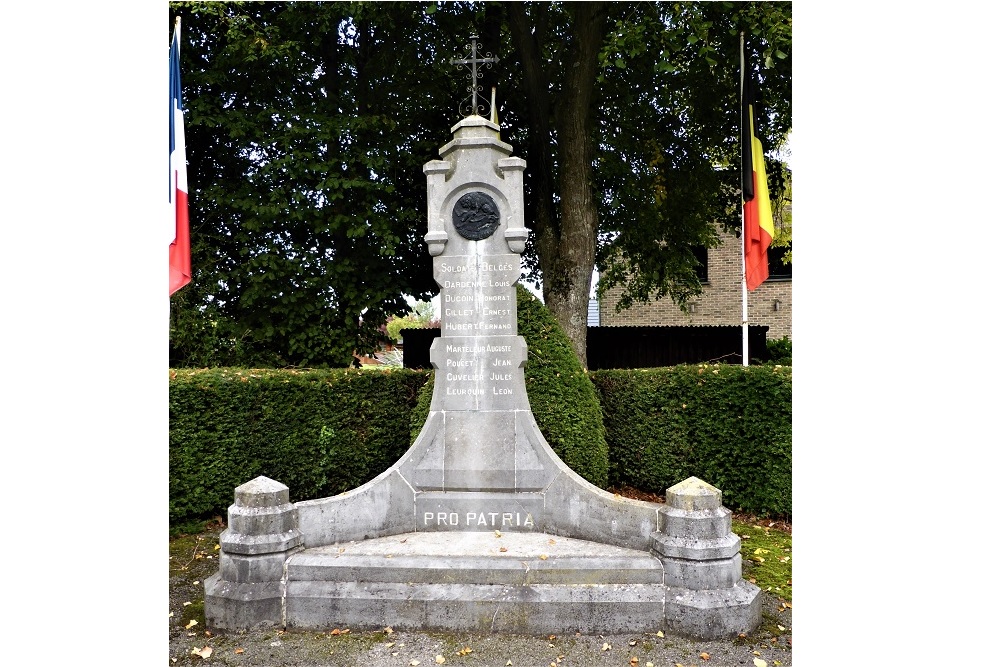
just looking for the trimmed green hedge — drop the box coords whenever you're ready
[169,306,791,528]
[169,367,429,527]
[409,285,609,488]
[591,364,791,517]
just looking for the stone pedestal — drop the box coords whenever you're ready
[652,477,762,638]
[204,116,761,638]
[204,476,302,630]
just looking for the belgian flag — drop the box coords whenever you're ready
[741,34,774,292]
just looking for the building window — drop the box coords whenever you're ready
[766,243,791,280]
[693,246,708,282]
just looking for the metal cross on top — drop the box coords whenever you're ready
[450,35,499,118]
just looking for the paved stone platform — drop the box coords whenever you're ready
[279,531,759,637]
[288,531,664,585]
[284,531,666,633]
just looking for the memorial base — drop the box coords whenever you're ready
[275,531,760,638]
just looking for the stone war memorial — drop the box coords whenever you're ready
[204,37,761,639]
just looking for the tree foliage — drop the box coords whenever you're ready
[593,1,792,313]
[385,300,436,343]
[169,1,463,367]
[168,1,791,368]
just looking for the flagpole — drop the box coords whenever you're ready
[740,31,749,367]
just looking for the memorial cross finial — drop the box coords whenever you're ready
[450,35,499,118]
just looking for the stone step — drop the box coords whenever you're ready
[286,531,663,586]
[284,531,671,633]
[284,580,668,634]
[278,530,760,636]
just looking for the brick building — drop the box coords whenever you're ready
[597,227,792,341]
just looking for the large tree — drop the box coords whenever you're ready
[505,1,791,364]
[169,1,467,367]
[169,1,791,368]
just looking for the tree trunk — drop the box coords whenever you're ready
[507,3,559,287]
[510,2,607,368]
[549,2,606,368]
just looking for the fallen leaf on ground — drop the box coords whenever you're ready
[700,652,710,660]
[539,554,548,560]
[495,530,503,538]
[629,640,637,646]
[630,657,639,665]
[234,648,244,654]
[548,635,556,640]
[754,659,767,667]
[500,547,508,552]
[185,619,198,629]
[456,646,473,656]
[183,601,192,606]
[436,655,446,664]
[656,631,664,638]
[647,663,654,667]
[385,627,394,634]
[602,642,611,651]
[410,661,420,666]
[191,646,213,659]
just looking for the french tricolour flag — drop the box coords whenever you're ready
[169,17,191,296]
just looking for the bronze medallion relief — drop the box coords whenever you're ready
[452,191,501,241]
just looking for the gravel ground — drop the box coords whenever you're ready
[168,598,791,667]
[169,522,792,667]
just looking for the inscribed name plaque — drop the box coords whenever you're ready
[435,255,523,410]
